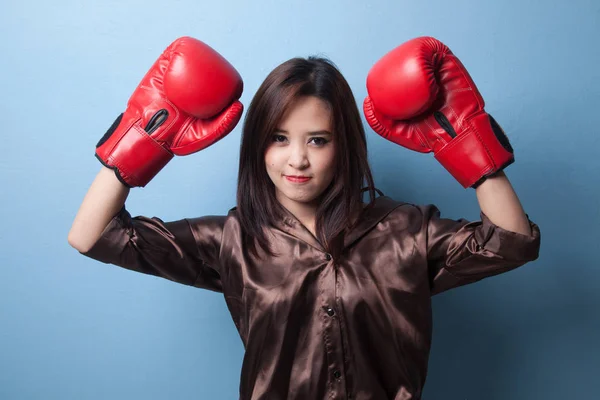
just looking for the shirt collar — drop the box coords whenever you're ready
[343,195,403,249]
[271,195,404,252]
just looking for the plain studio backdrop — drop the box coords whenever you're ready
[1,0,598,398]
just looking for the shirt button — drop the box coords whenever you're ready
[333,369,341,379]
[325,253,332,261]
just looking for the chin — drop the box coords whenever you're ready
[278,188,322,205]
[286,193,319,204]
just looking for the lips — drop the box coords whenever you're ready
[285,175,311,183]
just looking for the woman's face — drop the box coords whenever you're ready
[264,96,336,216]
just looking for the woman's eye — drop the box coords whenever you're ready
[310,137,329,146]
[272,134,287,143]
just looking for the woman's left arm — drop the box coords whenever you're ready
[475,170,532,236]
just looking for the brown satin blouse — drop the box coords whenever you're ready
[82,195,541,400]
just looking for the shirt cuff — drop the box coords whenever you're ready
[474,211,541,262]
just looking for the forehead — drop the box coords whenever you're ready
[278,96,332,131]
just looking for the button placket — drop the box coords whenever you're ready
[318,249,348,399]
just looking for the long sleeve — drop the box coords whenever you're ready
[80,206,226,292]
[419,204,541,295]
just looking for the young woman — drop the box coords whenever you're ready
[68,36,541,400]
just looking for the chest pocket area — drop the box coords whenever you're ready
[350,233,424,294]
[244,240,315,289]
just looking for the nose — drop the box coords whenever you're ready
[288,143,309,170]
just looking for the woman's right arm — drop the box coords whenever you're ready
[67,166,130,253]
[67,167,226,292]
[68,38,242,253]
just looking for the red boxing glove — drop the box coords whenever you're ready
[363,36,514,188]
[96,36,244,187]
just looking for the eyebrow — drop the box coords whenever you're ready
[274,129,333,136]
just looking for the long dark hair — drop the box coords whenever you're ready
[236,56,376,259]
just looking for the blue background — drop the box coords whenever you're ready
[1,0,598,398]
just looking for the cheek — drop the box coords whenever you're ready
[264,148,280,174]
[264,148,275,167]
[318,148,336,173]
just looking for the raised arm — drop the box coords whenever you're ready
[68,166,130,253]
[475,171,532,236]
[363,37,541,295]
[67,36,243,253]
